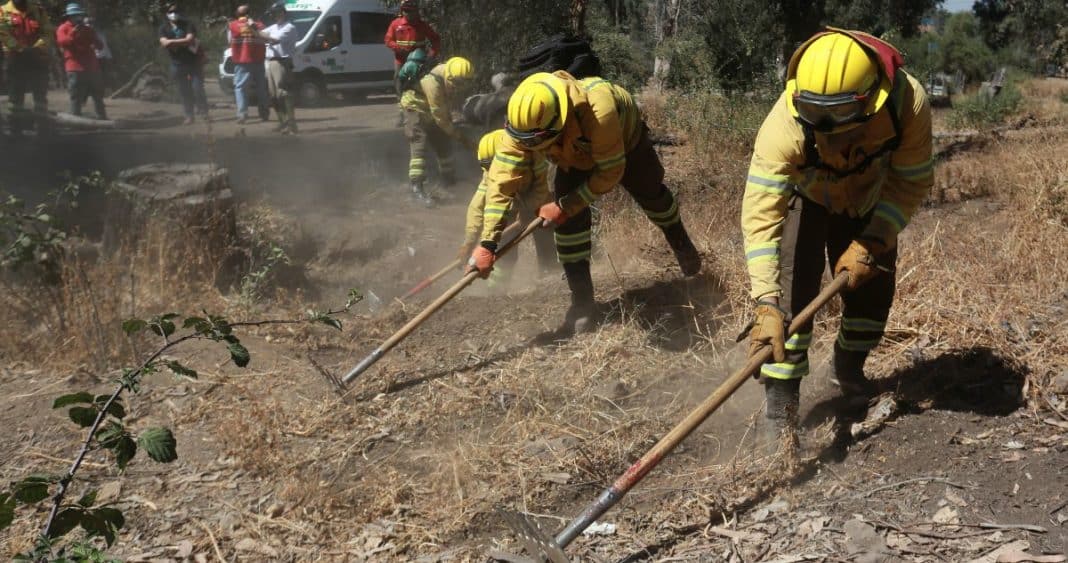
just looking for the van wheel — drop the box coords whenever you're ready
[297,77,327,107]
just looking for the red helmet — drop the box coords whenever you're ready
[400,0,418,12]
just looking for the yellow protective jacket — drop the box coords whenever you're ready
[400,63,460,138]
[742,71,933,299]
[479,73,641,244]
[473,150,550,244]
[0,0,52,53]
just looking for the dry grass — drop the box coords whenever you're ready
[3,79,1066,562]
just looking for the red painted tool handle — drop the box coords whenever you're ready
[552,273,851,548]
[341,218,544,386]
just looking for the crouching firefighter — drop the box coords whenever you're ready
[458,128,556,285]
[467,72,702,335]
[742,29,933,450]
[399,54,475,207]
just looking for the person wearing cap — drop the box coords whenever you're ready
[55,2,105,119]
[741,28,933,451]
[384,0,440,126]
[227,4,268,124]
[158,3,208,124]
[260,1,297,134]
[399,56,475,206]
[0,0,54,134]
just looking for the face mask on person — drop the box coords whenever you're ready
[71,15,85,25]
[167,11,178,22]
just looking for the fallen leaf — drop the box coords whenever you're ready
[1042,418,1068,430]
[844,519,893,562]
[582,521,616,536]
[540,472,571,485]
[933,506,961,524]
[995,550,1066,563]
[968,540,1030,563]
[1003,451,1027,463]
[797,516,829,540]
[174,540,193,558]
[1005,440,1026,450]
[96,481,122,504]
[945,488,969,507]
[235,538,279,557]
[709,525,763,542]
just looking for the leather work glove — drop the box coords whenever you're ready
[538,202,569,227]
[834,239,887,291]
[467,246,495,279]
[748,300,788,363]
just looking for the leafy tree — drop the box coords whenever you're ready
[940,12,996,81]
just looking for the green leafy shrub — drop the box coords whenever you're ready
[948,80,1024,129]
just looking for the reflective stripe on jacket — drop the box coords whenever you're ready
[400,64,459,137]
[477,143,550,244]
[535,72,642,214]
[384,15,440,64]
[741,71,933,299]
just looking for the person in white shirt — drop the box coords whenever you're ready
[260,1,298,134]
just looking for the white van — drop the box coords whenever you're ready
[218,0,397,105]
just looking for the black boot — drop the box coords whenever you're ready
[661,222,701,276]
[763,377,800,455]
[829,342,878,398]
[410,180,434,208]
[561,260,596,335]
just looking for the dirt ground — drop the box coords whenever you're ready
[1,80,1067,563]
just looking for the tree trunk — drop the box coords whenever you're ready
[650,0,681,91]
[571,0,589,37]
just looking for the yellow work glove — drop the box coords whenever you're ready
[834,240,888,291]
[748,300,787,363]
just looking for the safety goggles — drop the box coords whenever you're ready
[793,86,876,133]
[505,121,561,148]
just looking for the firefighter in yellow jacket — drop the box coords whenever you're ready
[0,0,53,134]
[459,129,556,280]
[468,72,702,334]
[742,29,933,445]
[399,55,475,206]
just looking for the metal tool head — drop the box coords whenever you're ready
[495,510,570,563]
[306,354,347,395]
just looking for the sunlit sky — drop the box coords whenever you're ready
[943,0,976,12]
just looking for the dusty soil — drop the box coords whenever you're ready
[1,83,1067,563]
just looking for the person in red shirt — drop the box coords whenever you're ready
[227,4,268,123]
[384,0,440,125]
[55,2,105,119]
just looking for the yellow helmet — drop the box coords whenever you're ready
[786,32,889,134]
[444,56,474,84]
[506,72,568,150]
[477,129,505,168]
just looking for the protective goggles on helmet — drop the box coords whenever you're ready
[505,121,561,148]
[792,85,876,133]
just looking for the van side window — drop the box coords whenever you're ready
[307,15,342,53]
[350,12,393,44]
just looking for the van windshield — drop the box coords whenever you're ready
[289,10,321,41]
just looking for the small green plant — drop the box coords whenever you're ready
[239,242,291,304]
[947,81,1024,129]
[0,289,363,561]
